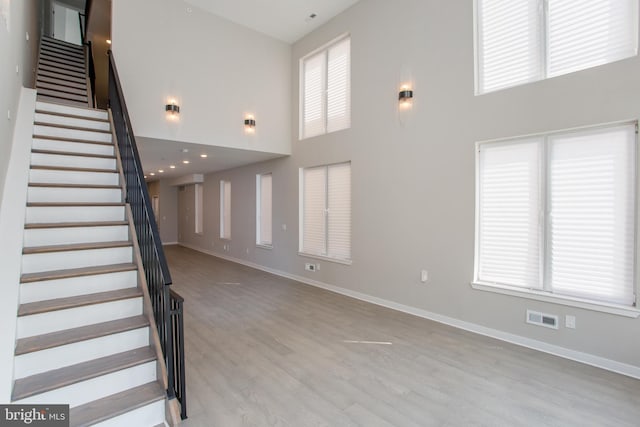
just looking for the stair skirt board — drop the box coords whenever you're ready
[25,205,126,224]
[13,362,157,408]
[28,186,123,203]
[35,102,108,120]
[33,125,112,143]
[34,113,111,131]
[16,297,143,338]
[32,138,115,156]
[20,270,139,304]
[14,327,150,379]
[85,398,166,427]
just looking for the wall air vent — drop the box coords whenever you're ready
[526,310,558,329]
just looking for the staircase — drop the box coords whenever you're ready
[9,37,171,426]
[36,36,91,107]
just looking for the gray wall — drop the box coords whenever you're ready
[177,0,640,368]
[147,180,178,244]
[0,0,40,207]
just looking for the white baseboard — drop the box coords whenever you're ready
[178,242,640,380]
[162,242,178,246]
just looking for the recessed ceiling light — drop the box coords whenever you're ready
[170,165,176,169]
[159,170,164,173]
[150,172,155,176]
[144,175,147,179]
[106,39,111,45]
[200,154,208,158]
[181,148,189,153]
[183,160,190,164]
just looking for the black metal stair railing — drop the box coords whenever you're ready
[107,51,187,419]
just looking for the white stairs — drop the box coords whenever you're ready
[11,100,168,427]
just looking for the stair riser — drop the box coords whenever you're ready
[24,225,129,247]
[33,125,112,143]
[13,361,157,408]
[20,270,138,304]
[32,138,114,156]
[34,113,110,132]
[28,187,122,203]
[31,152,116,170]
[92,399,166,427]
[40,46,84,60]
[38,63,84,77]
[39,51,84,64]
[35,101,108,120]
[37,76,86,90]
[29,170,119,186]
[22,246,133,274]
[14,328,150,379]
[17,297,143,339]
[26,206,125,224]
[37,70,85,86]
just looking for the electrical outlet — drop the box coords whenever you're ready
[305,263,316,272]
[565,315,576,329]
[420,269,428,283]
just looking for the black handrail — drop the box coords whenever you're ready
[170,290,187,420]
[85,41,96,107]
[108,51,186,418]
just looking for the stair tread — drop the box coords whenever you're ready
[31,149,115,159]
[21,262,137,283]
[37,70,85,85]
[37,76,87,90]
[40,50,84,62]
[27,202,125,207]
[18,287,142,317]
[36,96,89,109]
[69,382,165,427]
[12,347,156,401]
[25,220,128,229]
[36,89,88,103]
[29,182,121,189]
[42,36,84,49]
[15,315,149,355]
[34,121,111,134]
[41,44,85,57]
[23,240,132,255]
[30,165,117,174]
[39,55,84,67]
[35,109,110,123]
[35,83,87,97]
[33,135,113,146]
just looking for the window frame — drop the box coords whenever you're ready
[298,161,352,265]
[219,180,231,240]
[299,33,351,140]
[473,121,640,318]
[256,173,273,249]
[474,0,640,95]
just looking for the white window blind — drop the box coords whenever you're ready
[301,36,351,139]
[256,173,273,246]
[476,0,542,94]
[300,162,351,261]
[476,123,637,307]
[195,183,203,235]
[478,139,542,289]
[476,0,639,94]
[220,180,231,239]
[548,125,636,305]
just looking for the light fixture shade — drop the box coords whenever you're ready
[398,89,413,101]
[244,118,256,127]
[165,103,180,114]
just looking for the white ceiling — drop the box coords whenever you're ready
[182,0,360,43]
[139,137,287,181]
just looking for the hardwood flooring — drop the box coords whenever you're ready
[165,245,640,427]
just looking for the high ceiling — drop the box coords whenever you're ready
[183,0,360,43]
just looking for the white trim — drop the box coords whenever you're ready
[162,242,179,246]
[298,251,352,266]
[178,242,640,380]
[472,282,640,318]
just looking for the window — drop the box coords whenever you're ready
[300,162,351,262]
[194,184,203,234]
[475,122,637,308]
[475,0,639,94]
[220,180,231,239]
[300,36,351,139]
[256,173,272,246]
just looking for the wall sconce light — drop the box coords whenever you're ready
[244,115,256,134]
[165,100,180,120]
[398,85,414,110]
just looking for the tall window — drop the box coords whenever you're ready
[194,183,203,235]
[475,122,637,307]
[256,173,272,246]
[300,36,351,139]
[475,0,639,94]
[300,162,351,262]
[220,180,231,239]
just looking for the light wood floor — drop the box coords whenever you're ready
[165,245,640,427]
